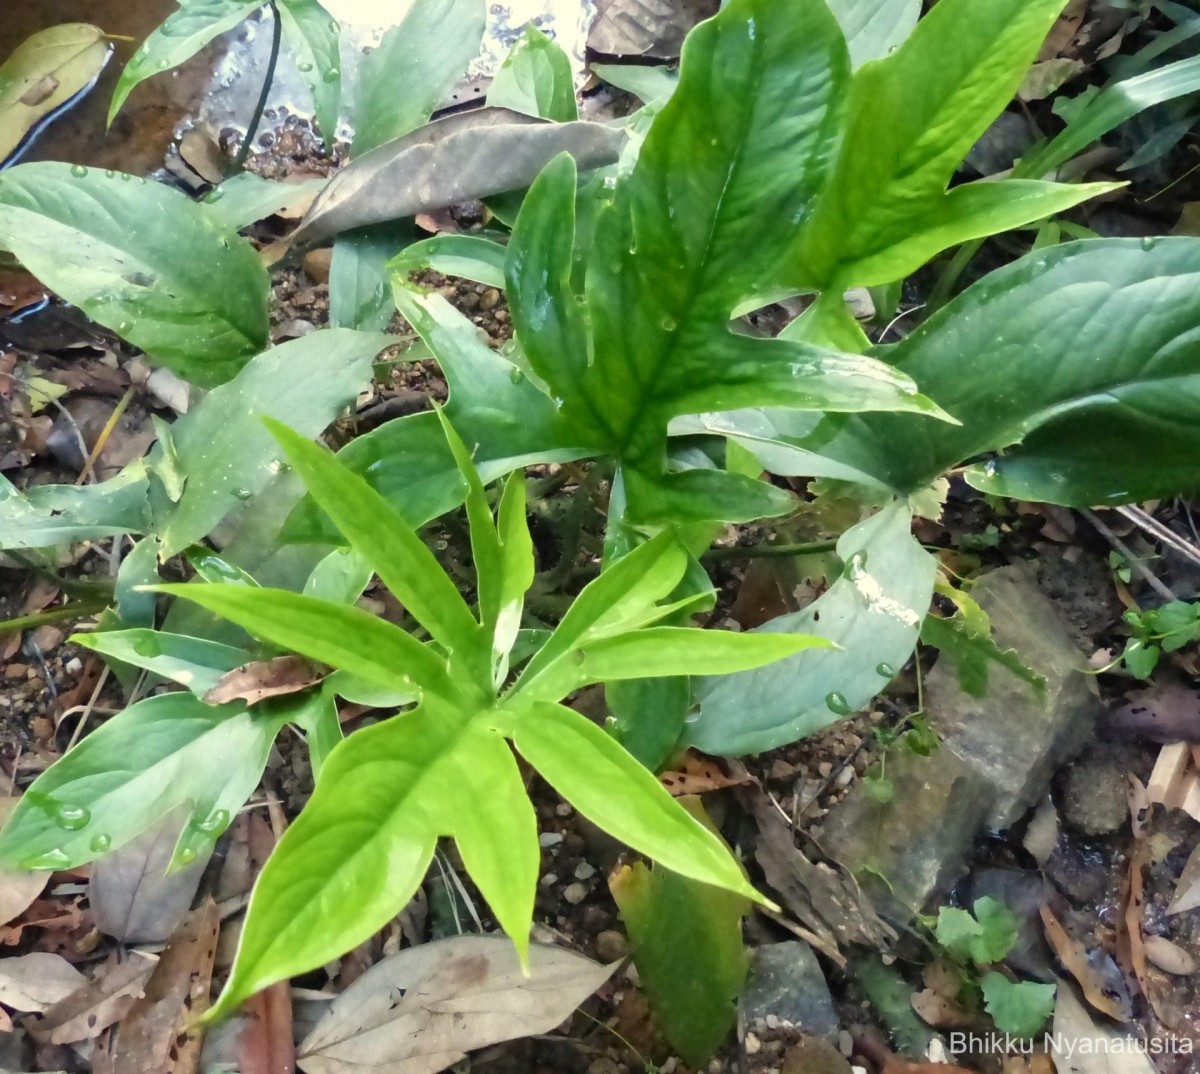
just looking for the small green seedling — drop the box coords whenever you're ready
[1121,600,1200,679]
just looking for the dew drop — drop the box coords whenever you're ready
[323,66,340,83]
[233,487,253,501]
[509,366,525,384]
[328,18,340,32]
[204,187,225,203]
[825,692,852,715]
[1141,236,1158,251]
[177,846,198,865]
[22,848,71,870]
[119,172,132,181]
[117,320,131,333]
[198,809,230,833]
[157,58,170,69]
[297,61,313,72]
[875,663,896,678]
[573,649,587,665]
[660,315,677,331]
[54,804,91,831]
[90,833,112,853]
[104,169,116,178]
[70,164,87,178]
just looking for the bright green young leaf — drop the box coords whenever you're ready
[981,974,1056,1038]
[303,547,372,605]
[148,330,388,555]
[0,23,111,165]
[687,503,935,755]
[920,582,1046,699]
[150,583,456,700]
[488,26,578,122]
[788,239,1200,507]
[266,419,481,662]
[277,0,341,145]
[351,0,486,155]
[108,0,263,127]
[0,164,269,386]
[511,702,763,903]
[794,0,1112,289]
[71,629,251,697]
[610,800,750,1066]
[289,683,342,779]
[935,897,1018,964]
[0,692,286,872]
[392,233,507,290]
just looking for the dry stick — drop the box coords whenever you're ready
[75,385,135,486]
[1082,507,1175,602]
[1115,503,1200,570]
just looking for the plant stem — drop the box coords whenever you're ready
[235,1,282,170]
[703,539,839,562]
[0,599,110,634]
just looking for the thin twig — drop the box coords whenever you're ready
[1082,508,1175,602]
[235,1,282,170]
[703,539,839,562]
[1114,504,1200,570]
[75,385,135,486]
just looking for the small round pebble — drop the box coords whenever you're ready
[563,882,588,904]
[595,930,628,961]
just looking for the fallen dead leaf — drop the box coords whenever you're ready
[203,655,323,706]
[1039,904,1132,1022]
[296,935,615,1074]
[0,952,86,1012]
[658,751,753,796]
[31,955,153,1045]
[589,0,717,58]
[0,797,49,926]
[1168,841,1200,915]
[110,899,220,1074]
[1050,977,1157,1074]
[236,982,295,1074]
[1107,677,1200,744]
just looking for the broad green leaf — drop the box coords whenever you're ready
[185,546,260,587]
[0,693,285,871]
[278,0,341,145]
[114,536,160,629]
[329,224,410,331]
[795,0,1100,289]
[935,897,1018,964]
[352,0,485,155]
[0,164,269,387]
[826,0,920,68]
[790,239,1200,506]
[981,974,1056,1038]
[200,173,326,232]
[920,583,1045,699]
[267,419,481,664]
[151,583,455,700]
[109,0,263,126]
[511,702,762,902]
[521,626,831,702]
[392,233,506,290]
[590,63,677,107]
[0,466,151,550]
[608,677,690,773]
[290,683,342,779]
[71,629,250,696]
[488,26,578,122]
[0,24,111,165]
[687,503,935,755]
[148,330,388,555]
[303,547,372,605]
[610,800,749,1066]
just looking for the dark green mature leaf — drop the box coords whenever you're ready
[0,23,111,164]
[826,0,920,68]
[292,108,623,247]
[611,801,749,1066]
[391,234,507,289]
[0,164,269,387]
[0,693,286,872]
[351,0,485,155]
[149,330,388,555]
[794,0,1115,289]
[108,0,262,126]
[278,0,341,145]
[0,467,151,550]
[687,503,935,755]
[783,239,1200,507]
[329,223,410,331]
[489,26,578,121]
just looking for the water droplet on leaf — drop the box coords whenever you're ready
[1141,236,1157,251]
[323,67,340,83]
[204,187,225,202]
[297,61,313,72]
[509,366,524,384]
[197,809,230,833]
[234,488,253,501]
[90,833,112,853]
[876,663,895,678]
[825,692,852,715]
[70,164,87,178]
[53,804,90,831]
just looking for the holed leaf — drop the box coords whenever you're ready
[277,0,342,146]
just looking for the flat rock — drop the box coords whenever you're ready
[1060,756,1129,835]
[739,942,839,1039]
[927,565,1101,830]
[817,746,992,920]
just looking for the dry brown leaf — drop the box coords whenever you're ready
[1168,841,1200,915]
[0,952,86,1012]
[235,982,295,1074]
[658,751,753,796]
[1039,904,1132,1022]
[296,935,615,1074]
[32,956,153,1045]
[111,899,220,1074]
[0,797,49,927]
[203,656,323,706]
[1050,978,1157,1074]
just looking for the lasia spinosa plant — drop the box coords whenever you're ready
[0,412,825,1019]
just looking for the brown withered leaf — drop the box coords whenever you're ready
[236,982,296,1074]
[1107,677,1200,744]
[0,797,49,926]
[203,655,323,706]
[32,956,154,1045]
[111,899,219,1074]
[1039,904,1132,1022]
[658,752,754,796]
[0,952,86,1012]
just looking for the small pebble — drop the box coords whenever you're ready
[595,930,628,961]
[5,664,27,680]
[479,288,501,310]
[586,1058,621,1074]
[744,1032,762,1055]
[574,862,596,880]
[539,873,558,887]
[65,657,82,676]
[580,905,612,933]
[563,882,588,905]
[555,803,573,817]
[765,1014,780,1030]
[302,247,332,285]
[538,832,563,848]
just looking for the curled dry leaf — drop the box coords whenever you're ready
[0,952,86,1013]
[589,0,718,58]
[203,655,324,706]
[110,898,220,1074]
[236,982,296,1074]
[296,935,615,1074]
[31,956,154,1046]
[1169,841,1200,915]
[658,751,754,796]
[1039,904,1133,1022]
[284,108,624,249]
[1106,677,1200,744]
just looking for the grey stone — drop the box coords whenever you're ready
[739,942,839,1040]
[1060,757,1129,836]
[817,746,992,920]
[926,565,1101,830]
